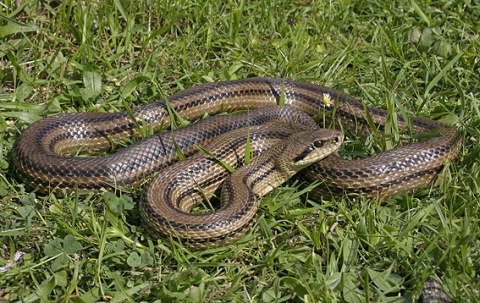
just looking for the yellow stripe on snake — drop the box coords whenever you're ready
[12,77,462,247]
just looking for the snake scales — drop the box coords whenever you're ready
[12,77,461,301]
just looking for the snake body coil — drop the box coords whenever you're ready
[142,122,342,246]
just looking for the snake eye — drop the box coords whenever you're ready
[314,140,323,148]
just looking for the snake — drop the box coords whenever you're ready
[12,77,461,301]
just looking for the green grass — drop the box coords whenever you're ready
[1,0,479,302]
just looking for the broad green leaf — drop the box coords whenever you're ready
[127,252,141,267]
[82,64,102,96]
[121,76,150,99]
[0,24,37,37]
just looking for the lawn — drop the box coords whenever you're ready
[1,0,479,302]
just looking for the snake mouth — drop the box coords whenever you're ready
[294,145,318,163]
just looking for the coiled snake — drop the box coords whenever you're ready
[12,78,461,301]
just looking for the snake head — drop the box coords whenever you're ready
[291,129,343,170]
